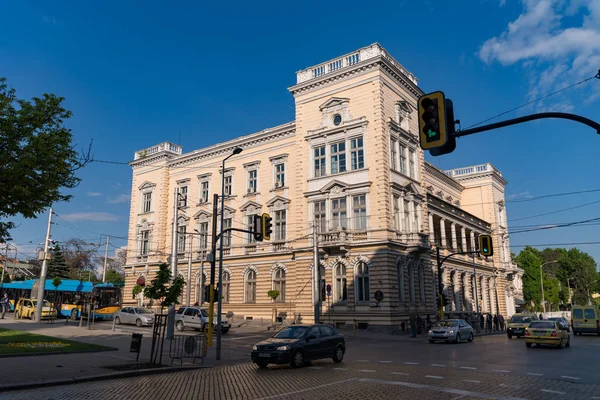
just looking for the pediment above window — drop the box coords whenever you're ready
[266,195,290,209]
[319,180,349,195]
[395,100,414,132]
[138,181,156,191]
[318,97,352,129]
[193,209,212,221]
[239,200,262,214]
[217,205,236,218]
[402,181,421,196]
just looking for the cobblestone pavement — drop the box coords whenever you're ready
[4,358,600,400]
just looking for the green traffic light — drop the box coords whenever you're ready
[427,129,437,138]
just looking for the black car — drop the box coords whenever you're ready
[251,324,345,368]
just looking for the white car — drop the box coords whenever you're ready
[428,319,474,343]
[175,306,231,333]
[114,307,154,327]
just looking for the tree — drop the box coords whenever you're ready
[0,267,10,283]
[143,263,185,312]
[515,246,543,311]
[558,248,597,306]
[47,243,69,279]
[0,77,91,242]
[62,238,100,279]
[105,269,124,285]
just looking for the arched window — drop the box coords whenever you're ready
[398,263,405,302]
[245,269,256,303]
[334,264,347,303]
[272,268,286,303]
[355,262,370,303]
[222,271,230,303]
[418,264,425,303]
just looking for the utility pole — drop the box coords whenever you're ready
[186,233,193,306]
[35,208,53,322]
[102,236,109,283]
[167,189,180,340]
[313,221,320,324]
[472,253,480,315]
[208,193,219,348]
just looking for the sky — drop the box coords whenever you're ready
[1,0,599,265]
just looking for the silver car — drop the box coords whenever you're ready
[114,306,155,327]
[428,319,474,343]
[175,306,231,334]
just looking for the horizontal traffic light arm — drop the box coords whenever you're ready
[437,250,484,271]
[215,228,256,242]
[456,112,600,138]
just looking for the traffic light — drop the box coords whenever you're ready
[418,91,448,150]
[253,214,263,242]
[261,213,273,241]
[478,235,493,257]
[429,98,457,156]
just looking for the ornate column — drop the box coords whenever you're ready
[482,277,489,312]
[408,201,416,234]
[428,213,435,243]
[470,231,475,251]
[461,227,467,252]
[451,222,457,250]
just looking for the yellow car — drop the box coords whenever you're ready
[525,320,571,348]
[507,313,538,338]
[14,298,57,319]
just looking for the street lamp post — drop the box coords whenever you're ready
[217,147,243,361]
[540,260,558,315]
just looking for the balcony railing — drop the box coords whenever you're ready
[445,163,500,178]
[134,141,183,160]
[316,216,370,246]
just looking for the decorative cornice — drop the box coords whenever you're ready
[305,117,368,140]
[424,162,464,192]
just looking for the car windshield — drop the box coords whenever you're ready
[135,308,153,314]
[32,300,51,307]
[528,321,555,329]
[200,309,209,317]
[273,326,309,339]
[547,317,562,322]
[510,315,531,323]
[434,320,458,328]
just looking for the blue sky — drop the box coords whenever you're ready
[1,0,599,264]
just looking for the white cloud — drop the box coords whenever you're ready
[478,0,600,110]
[108,194,130,204]
[43,16,56,24]
[86,192,102,197]
[507,191,533,200]
[60,212,120,222]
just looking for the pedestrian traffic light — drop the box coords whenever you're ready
[478,235,493,257]
[261,213,273,241]
[253,214,263,242]
[418,91,448,150]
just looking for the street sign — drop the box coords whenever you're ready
[374,290,384,302]
[326,284,331,297]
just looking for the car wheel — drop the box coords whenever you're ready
[455,333,461,344]
[291,350,304,368]
[565,336,571,348]
[115,316,121,325]
[29,311,35,320]
[255,362,268,369]
[333,345,344,363]
[507,332,512,339]
[176,321,184,332]
[136,318,143,327]
[526,342,532,348]
[429,340,435,344]
[468,333,474,343]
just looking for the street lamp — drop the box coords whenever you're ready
[217,147,242,360]
[540,260,558,315]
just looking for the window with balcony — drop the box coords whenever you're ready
[334,264,347,303]
[399,144,407,175]
[274,210,286,241]
[222,218,232,247]
[142,192,152,213]
[197,221,208,250]
[314,201,327,233]
[178,186,188,208]
[224,176,232,196]
[245,269,256,303]
[177,224,187,253]
[331,198,347,229]
[247,215,257,244]
[390,138,398,170]
[355,262,370,303]
[330,142,346,174]
[247,169,257,194]
[274,163,285,187]
[352,194,367,230]
[200,181,209,203]
[314,146,326,177]
[350,137,364,170]
[272,268,286,303]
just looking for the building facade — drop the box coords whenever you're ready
[124,43,523,332]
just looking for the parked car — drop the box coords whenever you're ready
[571,305,600,336]
[14,298,57,319]
[507,313,538,338]
[251,324,345,368]
[428,319,474,344]
[114,307,154,327]
[525,320,570,348]
[547,317,570,332]
[175,306,231,334]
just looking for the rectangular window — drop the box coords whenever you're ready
[200,181,209,203]
[224,176,232,196]
[352,194,367,230]
[393,195,400,230]
[330,142,346,174]
[390,139,397,170]
[247,215,256,243]
[404,200,411,233]
[142,192,152,213]
[223,218,232,247]
[178,186,188,207]
[409,150,416,179]
[178,225,187,253]
[413,203,419,233]
[314,201,327,233]
[332,198,347,229]
[399,144,407,175]
[314,146,326,177]
[197,222,208,250]
[247,170,257,193]
[350,137,364,170]
[274,210,287,241]
[140,231,149,255]
[274,163,285,187]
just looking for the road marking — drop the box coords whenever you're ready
[333,368,347,371]
[254,378,357,400]
[223,335,262,341]
[379,360,392,363]
[463,379,481,384]
[404,361,419,365]
[500,384,520,389]
[460,366,477,370]
[493,369,511,373]
[431,364,447,367]
[541,389,565,395]
[357,379,528,400]
[391,372,410,376]
[527,372,543,376]
[307,366,323,370]
[561,375,580,380]
[425,375,444,379]
[359,369,376,373]
[357,359,369,362]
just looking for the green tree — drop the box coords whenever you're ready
[0,78,91,241]
[558,248,598,306]
[0,267,10,283]
[143,263,185,312]
[105,269,125,285]
[47,243,69,279]
[515,246,543,311]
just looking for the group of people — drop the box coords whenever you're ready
[406,312,506,337]
[478,313,505,332]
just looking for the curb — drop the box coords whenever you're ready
[0,346,119,359]
[0,365,210,393]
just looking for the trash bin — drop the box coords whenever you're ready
[130,333,143,361]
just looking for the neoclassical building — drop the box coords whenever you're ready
[124,43,523,332]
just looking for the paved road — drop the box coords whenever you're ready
[4,330,600,399]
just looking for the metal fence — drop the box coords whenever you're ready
[169,334,207,365]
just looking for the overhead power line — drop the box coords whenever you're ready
[509,216,600,234]
[509,199,600,222]
[511,241,600,248]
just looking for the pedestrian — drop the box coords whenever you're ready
[409,314,417,338]
[486,313,492,332]
[426,314,431,331]
[416,314,424,335]
[493,314,499,331]
[193,301,199,307]
[499,314,505,331]
[0,293,8,319]
[539,313,543,320]
[479,313,484,331]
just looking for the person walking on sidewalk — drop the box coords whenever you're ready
[499,314,505,331]
[409,314,417,338]
[479,313,485,332]
[0,294,9,319]
[493,314,499,331]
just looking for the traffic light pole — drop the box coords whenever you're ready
[455,112,600,138]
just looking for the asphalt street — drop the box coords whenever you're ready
[3,329,600,400]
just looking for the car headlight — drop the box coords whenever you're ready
[447,330,454,334]
[276,345,290,351]
[252,345,258,351]
[428,330,432,334]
